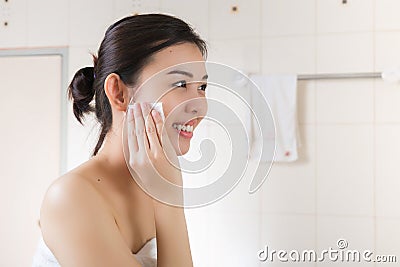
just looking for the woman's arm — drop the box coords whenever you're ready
[153,199,193,267]
[126,102,194,266]
[40,176,144,267]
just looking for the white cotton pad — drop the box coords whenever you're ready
[128,102,165,121]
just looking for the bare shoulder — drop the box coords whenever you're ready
[41,171,104,215]
[39,172,141,267]
[39,158,112,224]
[43,171,96,202]
[39,171,107,229]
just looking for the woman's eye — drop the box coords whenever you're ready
[173,80,187,88]
[172,81,207,92]
[198,84,207,91]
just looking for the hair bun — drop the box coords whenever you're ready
[68,67,96,124]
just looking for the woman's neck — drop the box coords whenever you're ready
[94,118,132,182]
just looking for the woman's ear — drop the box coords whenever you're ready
[104,73,129,111]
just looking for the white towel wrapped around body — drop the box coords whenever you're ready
[31,235,157,267]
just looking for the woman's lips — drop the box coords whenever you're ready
[172,119,197,139]
[172,118,197,127]
[175,128,193,138]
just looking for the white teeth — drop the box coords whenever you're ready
[173,123,193,132]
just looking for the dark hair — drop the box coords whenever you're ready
[68,14,208,156]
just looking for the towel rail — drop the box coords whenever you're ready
[247,71,383,80]
[297,72,382,80]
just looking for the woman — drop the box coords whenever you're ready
[32,13,208,267]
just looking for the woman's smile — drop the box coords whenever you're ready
[171,118,198,139]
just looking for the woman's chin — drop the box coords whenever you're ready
[175,148,189,156]
[174,143,190,156]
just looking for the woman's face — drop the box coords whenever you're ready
[132,42,208,156]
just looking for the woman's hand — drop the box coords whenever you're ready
[127,102,183,203]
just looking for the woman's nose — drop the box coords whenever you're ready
[184,96,207,117]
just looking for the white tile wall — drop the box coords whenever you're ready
[375,125,400,218]
[208,0,261,40]
[206,170,261,213]
[27,0,68,46]
[261,125,315,215]
[0,0,27,47]
[68,0,115,47]
[159,0,209,39]
[260,214,316,267]
[375,32,400,72]
[317,0,373,33]
[316,215,375,266]
[208,38,261,74]
[206,211,261,267]
[298,80,316,124]
[199,121,260,213]
[262,35,316,74]
[375,80,400,123]
[262,0,316,36]
[316,125,374,216]
[317,33,374,73]
[114,0,161,19]
[375,0,400,31]
[376,218,400,257]
[316,80,374,124]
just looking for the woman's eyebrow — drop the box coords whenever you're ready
[167,70,208,80]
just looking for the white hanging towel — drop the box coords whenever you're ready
[249,74,299,162]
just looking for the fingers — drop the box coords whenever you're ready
[150,103,172,150]
[127,106,138,152]
[157,109,172,148]
[151,107,164,147]
[133,102,149,152]
[141,102,161,151]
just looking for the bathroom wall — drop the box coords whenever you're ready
[251,1,399,266]
[1,0,400,266]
